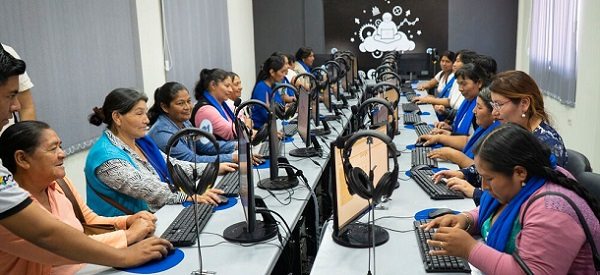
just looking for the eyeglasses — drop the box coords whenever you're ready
[490,99,512,110]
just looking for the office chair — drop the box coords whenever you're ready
[565,149,592,179]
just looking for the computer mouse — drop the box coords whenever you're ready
[217,195,229,205]
[428,208,455,219]
[414,141,425,147]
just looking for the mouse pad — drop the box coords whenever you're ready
[213,197,238,211]
[283,136,294,143]
[405,143,443,150]
[414,208,461,220]
[404,167,448,177]
[253,159,270,169]
[117,248,184,274]
[421,111,431,116]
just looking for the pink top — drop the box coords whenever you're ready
[467,179,600,274]
[194,105,236,140]
[0,177,128,275]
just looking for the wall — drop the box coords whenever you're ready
[228,0,257,100]
[516,0,600,171]
[448,0,518,72]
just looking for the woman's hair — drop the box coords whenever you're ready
[228,71,240,81]
[295,47,313,61]
[474,54,497,78]
[478,86,493,111]
[0,121,51,173]
[474,123,600,222]
[256,55,285,83]
[147,82,188,125]
[456,49,478,65]
[194,68,230,100]
[285,53,295,65]
[489,70,549,123]
[440,50,456,63]
[89,88,148,128]
[455,63,490,87]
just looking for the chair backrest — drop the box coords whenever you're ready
[578,172,600,199]
[565,149,592,180]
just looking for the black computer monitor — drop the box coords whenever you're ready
[311,67,332,113]
[289,86,320,158]
[330,128,390,248]
[223,121,278,243]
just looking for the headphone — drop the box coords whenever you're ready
[341,130,399,204]
[377,71,402,85]
[165,128,220,197]
[324,61,341,84]
[271,83,298,120]
[311,67,329,90]
[375,64,394,80]
[355,97,397,139]
[293,72,318,92]
[371,82,401,108]
[234,99,272,146]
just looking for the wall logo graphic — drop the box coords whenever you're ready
[351,2,421,58]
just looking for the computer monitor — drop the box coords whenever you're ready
[330,127,390,248]
[289,86,320,158]
[223,121,278,243]
[312,67,332,113]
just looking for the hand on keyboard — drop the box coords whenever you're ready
[445,178,476,198]
[416,134,438,147]
[189,188,225,205]
[426,226,478,260]
[431,170,464,183]
[427,147,456,161]
[218,162,239,174]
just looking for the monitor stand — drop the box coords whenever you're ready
[311,120,331,136]
[258,176,299,190]
[289,147,320,158]
[223,206,278,243]
[320,114,340,122]
[332,223,389,248]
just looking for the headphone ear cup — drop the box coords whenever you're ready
[284,102,297,119]
[252,124,269,146]
[173,164,195,197]
[348,167,372,200]
[273,104,285,119]
[197,162,219,194]
[373,172,395,203]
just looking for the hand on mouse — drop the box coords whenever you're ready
[428,226,478,259]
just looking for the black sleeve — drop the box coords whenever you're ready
[0,197,33,220]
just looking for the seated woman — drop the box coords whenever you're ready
[293,47,314,75]
[250,55,287,129]
[416,50,455,96]
[271,52,296,103]
[434,70,568,205]
[426,87,500,168]
[0,121,156,275]
[191,68,236,141]
[226,71,243,111]
[418,63,489,148]
[147,82,238,163]
[424,123,600,274]
[86,88,235,217]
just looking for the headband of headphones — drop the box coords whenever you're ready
[293,72,318,91]
[377,71,402,84]
[234,99,271,120]
[356,98,396,138]
[371,82,401,106]
[271,83,299,100]
[311,67,329,89]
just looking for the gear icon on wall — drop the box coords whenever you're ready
[358,23,376,41]
[392,6,403,16]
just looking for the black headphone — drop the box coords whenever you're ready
[377,71,402,85]
[341,130,399,204]
[311,67,329,90]
[293,72,318,91]
[234,99,272,146]
[371,82,400,108]
[271,83,298,120]
[324,61,341,84]
[375,64,394,79]
[355,98,397,139]
[165,128,220,197]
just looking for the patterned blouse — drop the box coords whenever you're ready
[95,130,207,212]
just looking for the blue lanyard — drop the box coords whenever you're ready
[203,90,234,121]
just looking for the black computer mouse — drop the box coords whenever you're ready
[217,195,229,205]
[428,208,455,219]
[414,141,425,147]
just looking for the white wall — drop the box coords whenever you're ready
[64,0,256,199]
[515,0,600,171]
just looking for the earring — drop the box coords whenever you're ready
[521,113,526,118]
[521,182,526,187]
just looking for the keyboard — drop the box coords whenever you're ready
[258,139,283,158]
[283,123,298,137]
[414,123,433,137]
[412,147,438,168]
[413,220,471,273]
[160,203,214,246]
[410,168,464,200]
[403,112,422,124]
[405,92,418,102]
[214,171,239,194]
[401,103,421,113]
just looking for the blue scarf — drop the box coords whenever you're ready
[477,176,545,252]
[136,135,169,183]
[453,98,477,135]
[203,90,235,122]
[438,76,455,98]
[463,121,500,158]
[298,60,311,73]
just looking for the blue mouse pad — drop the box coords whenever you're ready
[213,197,238,211]
[414,208,460,220]
[405,144,443,150]
[254,159,270,169]
[405,170,412,177]
[117,248,184,274]
[283,136,294,143]
[404,124,415,130]
[421,111,431,116]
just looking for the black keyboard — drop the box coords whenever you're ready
[412,147,438,168]
[214,171,239,194]
[405,92,418,102]
[160,204,213,246]
[413,220,471,273]
[414,123,433,136]
[283,123,298,137]
[403,112,422,125]
[402,103,421,113]
[410,168,464,200]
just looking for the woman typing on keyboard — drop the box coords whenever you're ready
[423,123,600,274]
[85,89,237,217]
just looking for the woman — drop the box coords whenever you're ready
[0,121,156,275]
[191,68,237,141]
[416,50,455,95]
[293,47,315,75]
[147,82,238,163]
[86,88,234,217]
[434,71,568,205]
[426,87,500,168]
[226,71,243,111]
[424,123,600,274]
[251,55,287,129]
[418,63,488,148]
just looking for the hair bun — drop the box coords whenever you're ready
[88,107,105,126]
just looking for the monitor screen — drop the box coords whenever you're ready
[237,120,255,230]
[297,86,311,148]
[332,128,389,233]
[311,89,320,127]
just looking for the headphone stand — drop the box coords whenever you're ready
[258,176,299,190]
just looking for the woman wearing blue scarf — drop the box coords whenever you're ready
[86,89,228,217]
[191,69,237,141]
[423,123,600,274]
[426,87,499,169]
[293,47,314,75]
